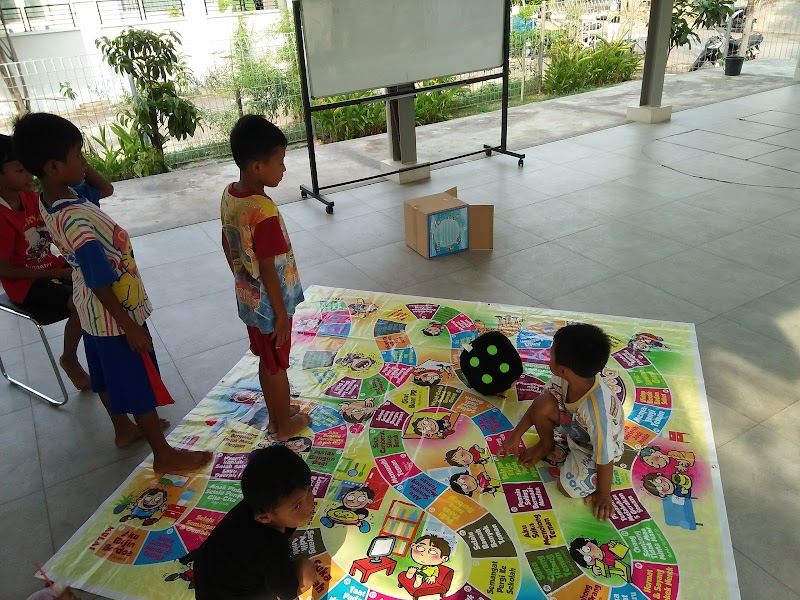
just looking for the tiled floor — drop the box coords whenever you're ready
[2,84,800,599]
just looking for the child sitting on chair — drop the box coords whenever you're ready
[499,324,624,521]
[190,446,317,599]
[0,134,113,390]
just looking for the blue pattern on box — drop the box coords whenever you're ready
[428,207,468,257]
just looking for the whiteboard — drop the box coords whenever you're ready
[299,0,506,99]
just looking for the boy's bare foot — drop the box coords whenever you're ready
[267,405,302,434]
[115,422,143,448]
[271,413,312,441]
[114,418,170,448]
[153,450,212,474]
[60,356,91,390]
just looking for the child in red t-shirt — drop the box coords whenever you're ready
[0,134,113,390]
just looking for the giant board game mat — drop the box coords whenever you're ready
[42,286,738,600]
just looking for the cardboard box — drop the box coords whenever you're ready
[404,188,494,259]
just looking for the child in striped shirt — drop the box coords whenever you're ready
[13,113,211,473]
[500,324,624,521]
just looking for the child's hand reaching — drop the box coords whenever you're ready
[585,491,614,521]
[497,434,521,459]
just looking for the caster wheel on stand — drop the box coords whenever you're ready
[301,190,308,199]
[326,205,334,214]
[485,148,493,157]
[518,159,524,167]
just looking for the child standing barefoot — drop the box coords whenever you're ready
[13,113,211,472]
[221,115,309,440]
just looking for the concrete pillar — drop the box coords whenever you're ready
[795,51,800,81]
[627,0,672,123]
[381,84,430,184]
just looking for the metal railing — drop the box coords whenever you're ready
[96,0,185,25]
[204,0,278,15]
[0,4,75,31]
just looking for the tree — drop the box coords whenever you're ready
[670,0,734,54]
[96,29,199,172]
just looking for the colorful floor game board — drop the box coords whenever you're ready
[42,286,738,600]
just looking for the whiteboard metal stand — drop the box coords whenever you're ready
[293,0,525,214]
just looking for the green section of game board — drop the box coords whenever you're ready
[369,429,404,458]
[496,455,541,483]
[359,374,394,400]
[196,480,243,513]
[306,447,343,475]
[620,521,677,564]
[522,363,551,380]
[432,305,460,324]
[628,367,668,389]
[320,300,348,313]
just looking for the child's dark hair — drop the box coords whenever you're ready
[230,114,287,169]
[569,537,598,565]
[240,446,311,514]
[346,485,375,502]
[444,448,466,466]
[449,472,473,496]
[416,534,451,558]
[12,112,83,177]
[0,134,16,167]
[641,472,664,497]
[552,323,611,378]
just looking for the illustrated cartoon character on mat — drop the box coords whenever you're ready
[542,440,569,467]
[496,315,523,337]
[412,414,456,439]
[294,317,323,333]
[339,398,377,424]
[445,444,490,467]
[449,471,501,496]
[473,320,495,335]
[412,361,453,387]
[422,322,445,337]
[628,332,670,353]
[600,367,626,403]
[283,436,313,454]
[640,446,696,473]
[403,535,452,590]
[642,472,694,499]
[320,486,374,533]
[164,555,195,590]
[119,488,169,526]
[349,299,378,318]
[336,352,377,372]
[569,538,631,581]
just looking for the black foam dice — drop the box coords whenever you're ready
[459,330,523,395]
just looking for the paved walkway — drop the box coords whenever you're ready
[2,80,800,600]
[106,60,796,236]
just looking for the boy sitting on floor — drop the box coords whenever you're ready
[189,446,317,599]
[500,324,624,521]
[0,134,112,390]
[13,112,211,472]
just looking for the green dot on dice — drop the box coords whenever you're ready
[470,357,480,367]
[487,345,498,355]
[482,374,493,384]
[500,363,510,373]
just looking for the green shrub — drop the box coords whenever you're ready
[543,38,641,95]
[312,92,387,143]
[414,79,467,125]
[84,123,163,182]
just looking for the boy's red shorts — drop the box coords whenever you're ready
[247,324,291,375]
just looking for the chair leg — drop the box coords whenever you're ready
[0,305,69,407]
[35,321,70,406]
